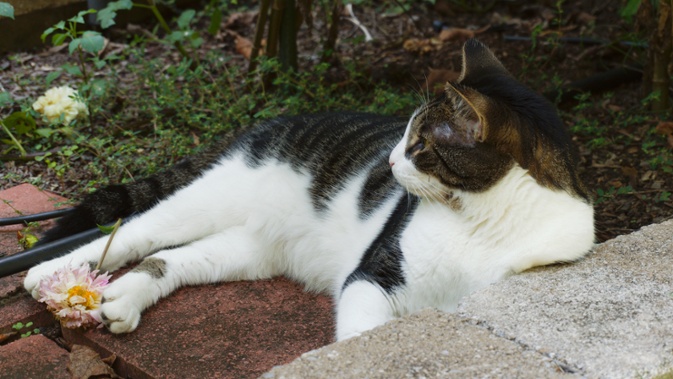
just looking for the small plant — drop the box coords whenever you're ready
[11,322,40,338]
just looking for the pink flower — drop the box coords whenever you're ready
[37,264,111,329]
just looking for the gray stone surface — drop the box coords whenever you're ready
[263,219,673,379]
[458,219,673,379]
[263,309,571,379]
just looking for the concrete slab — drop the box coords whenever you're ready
[0,334,70,379]
[63,277,334,379]
[458,219,673,379]
[264,308,572,379]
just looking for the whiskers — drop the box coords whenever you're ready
[394,171,458,210]
[409,77,431,107]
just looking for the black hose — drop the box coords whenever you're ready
[0,208,76,226]
[0,227,105,278]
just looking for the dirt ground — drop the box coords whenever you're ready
[1,0,672,242]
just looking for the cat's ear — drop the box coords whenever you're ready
[444,82,490,143]
[458,39,511,82]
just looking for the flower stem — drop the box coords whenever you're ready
[0,121,27,157]
[97,218,122,270]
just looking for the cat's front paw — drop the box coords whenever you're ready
[99,273,155,333]
[24,259,69,299]
[100,295,142,333]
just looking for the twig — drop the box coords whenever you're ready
[345,3,373,42]
[96,218,122,271]
[248,0,271,74]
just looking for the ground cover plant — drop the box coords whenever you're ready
[0,0,672,244]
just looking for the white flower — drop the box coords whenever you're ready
[32,86,88,125]
[38,263,111,329]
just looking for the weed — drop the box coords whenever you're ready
[11,322,40,338]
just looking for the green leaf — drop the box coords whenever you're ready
[208,7,222,35]
[35,128,54,138]
[12,322,24,330]
[93,58,106,69]
[80,31,105,54]
[45,70,62,85]
[3,112,36,135]
[97,223,117,234]
[620,0,642,21]
[0,91,12,107]
[97,0,133,29]
[177,9,196,29]
[167,30,185,43]
[68,38,82,54]
[51,33,68,46]
[89,79,107,97]
[68,9,95,24]
[62,63,83,76]
[0,2,15,19]
[190,35,203,49]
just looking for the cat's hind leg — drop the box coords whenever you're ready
[335,280,396,341]
[99,226,274,333]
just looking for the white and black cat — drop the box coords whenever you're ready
[24,39,594,341]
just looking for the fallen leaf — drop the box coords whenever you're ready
[577,12,596,24]
[438,25,490,43]
[403,38,441,54]
[438,27,474,42]
[235,34,253,60]
[67,344,119,379]
[621,166,638,187]
[223,11,257,31]
[655,121,673,148]
[0,332,16,344]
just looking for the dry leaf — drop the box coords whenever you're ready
[235,35,253,60]
[621,166,638,187]
[438,25,490,43]
[655,121,673,148]
[438,28,475,42]
[576,12,596,24]
[223,11,257,31]
[67,344,119,379]
[0,332,16,344]
[403,38,441,54]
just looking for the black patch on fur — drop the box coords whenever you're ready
[358,155,401,218]
[132,257,167,279]
[235,112,407,213]
[342,194,419,294]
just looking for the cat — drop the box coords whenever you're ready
[24,39,594,341]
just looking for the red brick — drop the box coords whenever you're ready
[63,277,334,379]
[0,334,70,379]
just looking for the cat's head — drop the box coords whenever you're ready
[389,38,589,202]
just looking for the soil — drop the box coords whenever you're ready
[1,0,672,242]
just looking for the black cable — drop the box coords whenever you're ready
[0,227,104,278]
[0,208,76,226]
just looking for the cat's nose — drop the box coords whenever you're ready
[389,160,395,167]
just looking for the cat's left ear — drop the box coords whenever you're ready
[444,82,491,143]
[459,38,512,82]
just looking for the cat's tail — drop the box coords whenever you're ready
[37,141,230,245]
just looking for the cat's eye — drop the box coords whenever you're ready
[407,140,425,156]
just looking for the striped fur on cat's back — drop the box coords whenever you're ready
[25,39,594,341]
